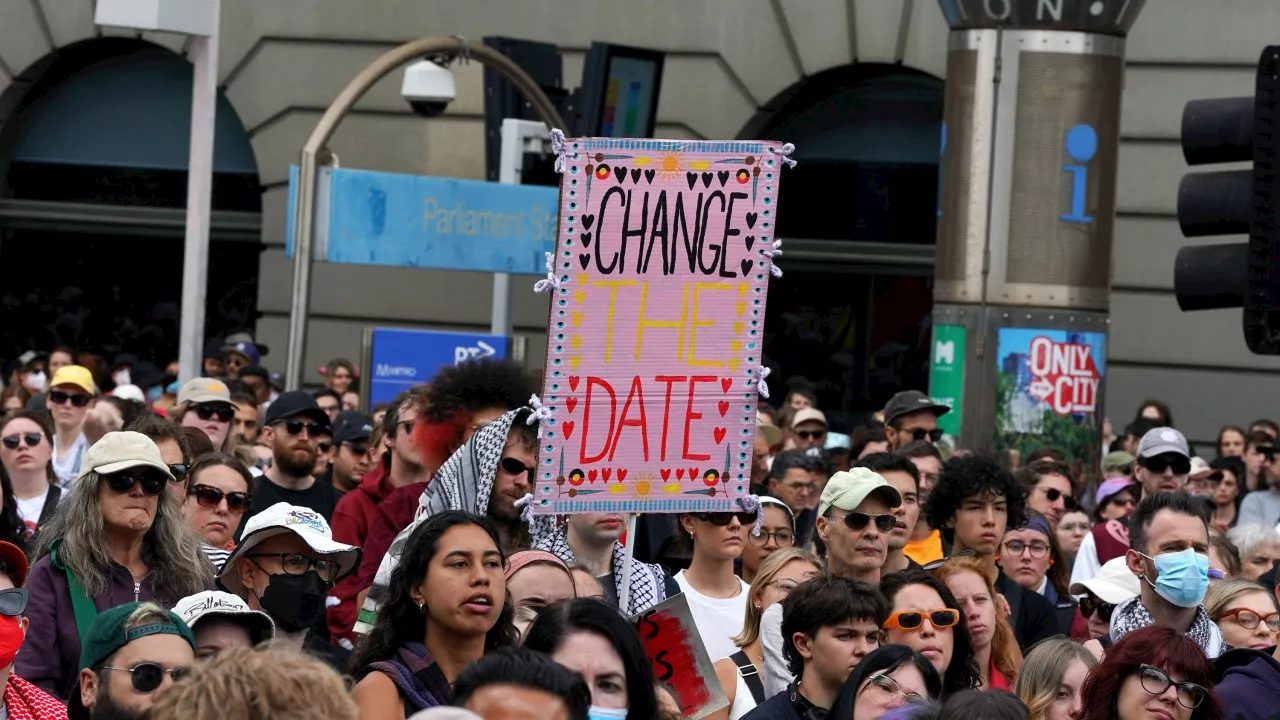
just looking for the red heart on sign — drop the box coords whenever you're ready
[676,468,685,480]
[618,469,628,481]
[660,468,671,481]
[588,469,598,483]
[717,401,729,417]
[720,378,732,393]
[688,467,699,480]
[713,427,727,444]
[602,468,612,482]
[562,421,575,440]
[567,397,578,413]
[569,376,580,391]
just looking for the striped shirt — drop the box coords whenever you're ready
[201,543,230,572]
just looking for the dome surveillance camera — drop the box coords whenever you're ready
[401,59,456,118]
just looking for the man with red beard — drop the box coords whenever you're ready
[242,391,336,524]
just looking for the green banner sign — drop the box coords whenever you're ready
[929,324,966,438]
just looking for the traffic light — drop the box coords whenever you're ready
[1173,46,1280,354]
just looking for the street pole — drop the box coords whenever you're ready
[929,0,1146,467]
[284,37,567,390]
[177,0,221,384]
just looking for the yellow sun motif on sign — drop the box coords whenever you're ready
[656,151,684,180]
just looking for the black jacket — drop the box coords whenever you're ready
[994,570,1059,651]
[741,682,826,720]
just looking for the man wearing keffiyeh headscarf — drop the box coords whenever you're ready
[529,513,668,616]
[355,408,537,634]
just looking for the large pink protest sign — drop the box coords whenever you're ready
[533,137,789,515]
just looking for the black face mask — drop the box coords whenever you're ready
[257,570,327,634]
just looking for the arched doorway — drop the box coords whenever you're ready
[0,38,261,371]
[745,64,943,429]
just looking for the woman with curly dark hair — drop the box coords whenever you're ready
[350,510,516,718]
[879,570,981,698]
[410,358,536,474]
[924,453,1058,650]
[1076,625,1221,720]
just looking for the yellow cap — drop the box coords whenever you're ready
[50,365,96,395]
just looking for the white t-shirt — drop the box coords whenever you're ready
[1069,532,1103,589]
[673,570,750,663]
[15,489,47,540]
[51,433,88,489]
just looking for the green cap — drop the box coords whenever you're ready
[1103,450,1135,471]
[78,601,196,672]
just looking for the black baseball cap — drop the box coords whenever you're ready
[883,390,951,427]
[264,391,330,427]
[332,411,374,446]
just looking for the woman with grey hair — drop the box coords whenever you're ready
[17,430,213,699]
[1225,523,1280,582]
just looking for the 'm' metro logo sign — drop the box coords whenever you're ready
[1026,336,1099,415]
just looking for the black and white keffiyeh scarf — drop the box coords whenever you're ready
[530,514,666,616]
[1109,595,1226,658]
[354,408,527,634]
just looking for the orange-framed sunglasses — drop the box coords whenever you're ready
[883,608,960,632]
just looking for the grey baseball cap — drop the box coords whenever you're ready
[1137,426,1189,459]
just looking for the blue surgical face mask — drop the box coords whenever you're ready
[1137,548,1209,608]
[588,707,628,720]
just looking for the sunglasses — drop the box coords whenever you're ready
[837,511,896,533]
[345,443,370,456]
[317,441,333,453]
[1041,487,1077,509]
[1078,595,1116,622]
[696,511,759,526]
[275,419,326,437]
[168,464,188,483]
[908,428,945,443]
[100,662,189,694]
[796,430,826,440]
[49,390,91,408]
[884,608,960,631]
[500,457,536,477]
[188,484,252,512]
[0,588,28,616]
[1,432,42,450]
[102,471,166,496]
[192,403,235,422]
[1141,454,1191,475]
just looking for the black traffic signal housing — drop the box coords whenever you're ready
[1174,46,1280,354]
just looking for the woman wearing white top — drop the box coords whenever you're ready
[674,508,758,662]
[709,548,822,720]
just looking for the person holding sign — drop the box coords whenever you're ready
[532,513,671,617]
[350,511,517,718]
[673,508,758,663]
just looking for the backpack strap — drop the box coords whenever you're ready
[51,545,97,642]
[662,573,681,600]
[730,650,765,704]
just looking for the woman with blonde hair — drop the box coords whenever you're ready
[932,554,1023,690]
[708,548,821,720]
[1205,578,1280,650]
[1013,637,1097,720]
[150,646,357,720]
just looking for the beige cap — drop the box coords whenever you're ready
[177,377,232,405]
[792,408,827,429]
[756,412,782,447]
[818,467,901,517]
[79,431,175,482]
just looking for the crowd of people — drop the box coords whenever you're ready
[0,340,1275,720]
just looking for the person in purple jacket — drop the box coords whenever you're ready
[17,431,214,699]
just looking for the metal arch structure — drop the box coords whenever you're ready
[284,36,569,390]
